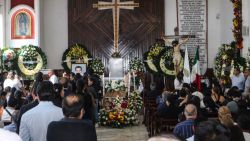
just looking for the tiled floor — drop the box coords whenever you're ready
[96,124,148,141]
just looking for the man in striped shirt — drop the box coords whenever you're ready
[173,104,197,140]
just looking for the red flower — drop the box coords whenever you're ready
[121,101,128,108]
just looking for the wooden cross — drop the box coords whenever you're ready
[93,0,139,52]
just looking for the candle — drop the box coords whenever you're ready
[102,73,105,96]
[133,72,136,91]
[164,76,166,86]
[109,72,111,83]
[128,72,131,96]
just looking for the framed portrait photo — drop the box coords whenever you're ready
[11,9,35,39]
[71,64,86,75]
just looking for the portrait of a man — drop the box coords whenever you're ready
[71,64,86,75]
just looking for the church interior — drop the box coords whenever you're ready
[0,0,250,141]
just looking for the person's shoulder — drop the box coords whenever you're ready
[0,128,22,141]
[22,105,37,118]
[48,120,62,128]
[178,119,194,126]
[20,101,38,112]
[49,119,93,129]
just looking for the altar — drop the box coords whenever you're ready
[102,57,127,97]
[103,77,127,98]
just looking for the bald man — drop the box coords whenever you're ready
[173,104,197,140]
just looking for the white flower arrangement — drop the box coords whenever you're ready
[105,80,125,92]
[128,91,143,112]
[19,45,38,60]
[89,58,104,75]
[129,57,144,73]
[2,49,16,61]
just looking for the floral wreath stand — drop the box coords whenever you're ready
[17,45,47,76]
[61,44,91,72]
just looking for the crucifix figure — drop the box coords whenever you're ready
[162,35,195,75]
[93,0,139,53]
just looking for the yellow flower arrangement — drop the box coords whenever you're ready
[62,44,91,71]
[66,45,87,59]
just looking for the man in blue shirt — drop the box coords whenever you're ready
[173,104,197,140]
[19,81,63,141]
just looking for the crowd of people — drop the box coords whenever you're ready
[0,70,101,141]
[145,68,250,141]
[0,67,249,141]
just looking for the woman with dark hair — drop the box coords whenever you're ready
[69,72,76,93]
[203,68,218,89]
[176,88,188,114]
[211,86,226,107]
[87,76,99,125]
[34,72,43,82]
[14,90,24,110]
[53,83,64,108]
[219,75,232,96]
[82,91,96,125]
[76,79,85,95]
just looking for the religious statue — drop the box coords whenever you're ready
[163,38,189,74]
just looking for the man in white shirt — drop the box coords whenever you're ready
[48,70,59,84]
[3,71,14,89]
[13,74,23,91]
[19,81,63,141]
[231,68,245,91]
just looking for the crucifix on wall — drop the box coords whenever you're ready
[93,0,139,53]
[162,34,195,75]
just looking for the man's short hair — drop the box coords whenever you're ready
[62,94,84,118]
[194,120,230,141]
[36,81,54,101]
[75,66,82,71]
[184,104,197,117]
